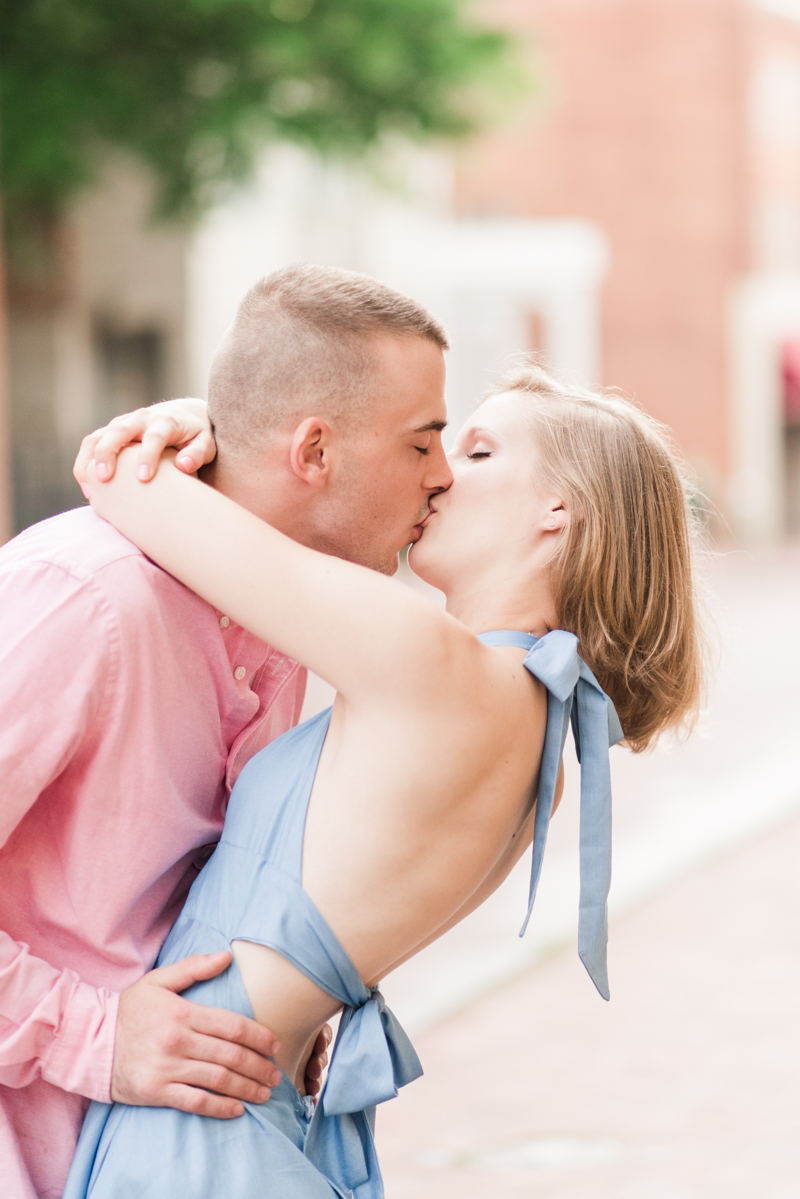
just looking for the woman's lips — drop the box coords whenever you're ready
[411,503,437,541]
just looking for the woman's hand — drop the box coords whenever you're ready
[74,398,216,493]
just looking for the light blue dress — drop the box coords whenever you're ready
[64,630,622,1199]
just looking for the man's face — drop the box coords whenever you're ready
[317,335,452,574]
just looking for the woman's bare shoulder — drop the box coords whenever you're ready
[353,634,547,757]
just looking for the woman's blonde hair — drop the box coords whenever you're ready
[491,361,709,752]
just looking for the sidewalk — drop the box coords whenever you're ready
[376,806,800,1198]
[371,543,800,1196]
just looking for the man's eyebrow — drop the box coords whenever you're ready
[412,420,448,433]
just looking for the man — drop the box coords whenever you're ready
[0,264,452,1198]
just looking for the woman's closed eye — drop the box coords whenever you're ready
[467,451,492,460]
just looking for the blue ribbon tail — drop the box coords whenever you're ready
[520,631,620,1002]
[308,990,422,1197]
[575,672,614,1000]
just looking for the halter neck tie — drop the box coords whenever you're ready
[479,628,623,1000]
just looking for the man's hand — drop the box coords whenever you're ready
[304,1025,332,1101]
[74,398,215,493]
[112,951,282,1119]
[553,760,566,815]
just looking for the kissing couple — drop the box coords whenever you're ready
[0,265,705,1199]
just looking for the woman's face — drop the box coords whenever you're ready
[408,391,565,597]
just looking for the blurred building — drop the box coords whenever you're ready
[7,162,190,531]
[7,0,800,540]
[187,143,608,437]
[457,0,800,538]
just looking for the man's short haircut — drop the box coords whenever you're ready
[207,263,449,457]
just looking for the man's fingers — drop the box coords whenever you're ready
[188,1000,280,1060]
[150,951,233,995]
[159,1083,245,1120]
[184,1030,282,1089]
[172,1054,274,1104]
[303,1023,332,1098]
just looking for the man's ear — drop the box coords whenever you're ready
[288,417,334,489]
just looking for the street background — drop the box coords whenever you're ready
[299,539,800,1198]
[4,2,800,1194]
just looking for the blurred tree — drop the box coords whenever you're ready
[0,0,518,540]
[1,0,515,222]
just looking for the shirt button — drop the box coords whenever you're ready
[220,616,230,628]
[234,666,246,681]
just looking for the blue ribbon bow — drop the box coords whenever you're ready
[479,629,623,1001]
[306,988,422,1197]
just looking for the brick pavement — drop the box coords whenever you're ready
[377,808,800,1198]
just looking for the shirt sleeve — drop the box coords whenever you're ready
[0,560,120,1101]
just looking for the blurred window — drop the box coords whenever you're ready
[95,328,164,425]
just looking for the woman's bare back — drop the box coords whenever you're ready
[233,643,547,1088]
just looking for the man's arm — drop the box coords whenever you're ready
[0,559,283,1117]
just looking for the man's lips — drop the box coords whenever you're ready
[411,503,437,540]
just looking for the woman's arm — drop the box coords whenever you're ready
[88,450,477,704]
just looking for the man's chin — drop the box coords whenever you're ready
[378,554,401,577]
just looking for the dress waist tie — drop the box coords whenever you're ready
[305,988,422,1198]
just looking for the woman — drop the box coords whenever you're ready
[65,364,705,1198]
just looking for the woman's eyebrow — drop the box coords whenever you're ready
[413,420,447,434]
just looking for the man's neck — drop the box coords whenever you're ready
[200,455,310,544]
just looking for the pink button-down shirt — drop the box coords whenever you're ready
[0,508,306,1199]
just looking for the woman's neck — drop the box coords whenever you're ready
[444,574,557,639]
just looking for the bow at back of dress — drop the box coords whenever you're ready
[478,629,623,1001]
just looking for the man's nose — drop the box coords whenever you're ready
[425,443,454,493]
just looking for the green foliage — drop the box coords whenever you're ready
[1,0,517,222]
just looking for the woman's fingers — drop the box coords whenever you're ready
[135,417,193,481]
[73,398,214,488]
[143,425,217,480]
[73,429,107,489]
[74,413,151,485]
